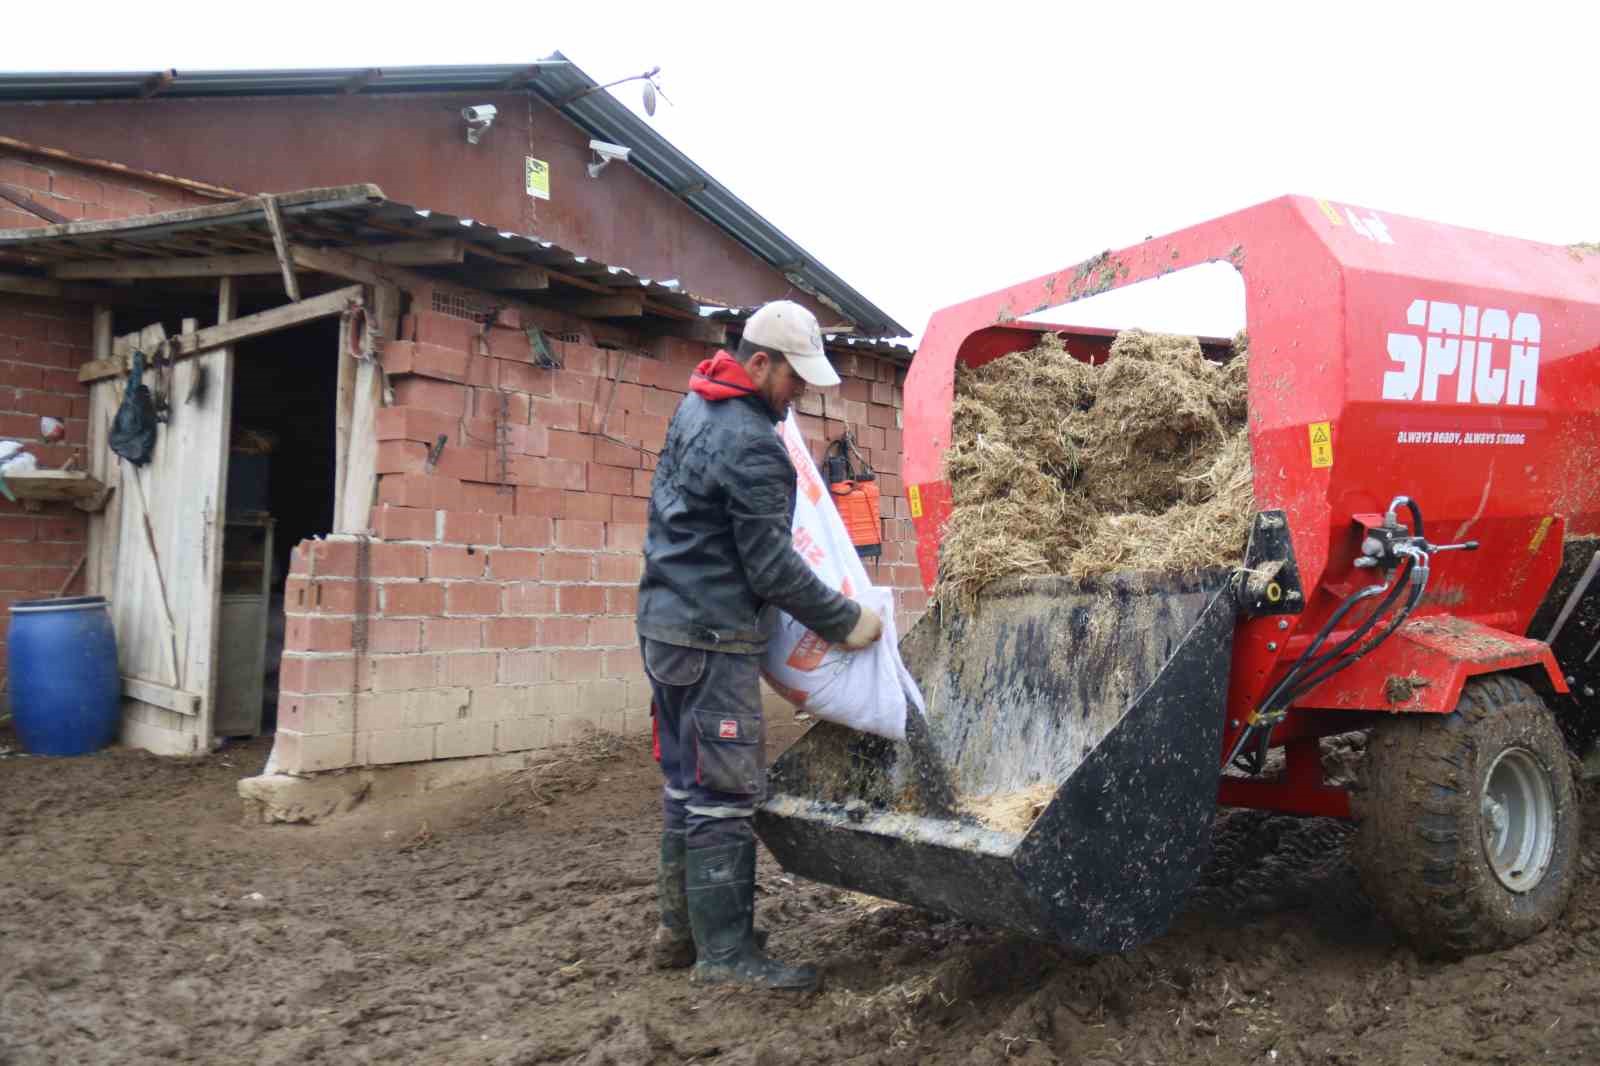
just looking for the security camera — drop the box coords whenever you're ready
[587,139,633,178]
[462,105,498,144]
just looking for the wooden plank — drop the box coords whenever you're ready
[643,317,729,347]
[53,253,284,280]
[48,238,465,281]
[259,195,301,303]
[337,284,395,533]
[121,676,200,717]
[190,279,237,743]
[78,285,363,382]
[0,183,69,224]
[4,471,107,501]
[571,296,645,318]
[86,308,120,600]
[0,271,152,307]
[355,238,465,266]
[465,264,550,290]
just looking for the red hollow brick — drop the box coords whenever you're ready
[611,497,648,525]
[504,581,559,615]
[538,616,590,648]
[606,587,639,615]
[487,549,541,580]
[368,619,422,654]
[486,617,537,649]
[589,616,637,648]
[392,377,470,417]
[594,553,643,584]
[376,440,429,475]
[552,649,605,682]
[514,486,564,517]
[411,309,480,350]
[542,552,592,582]
[554,520,606,550]
[377,404,458,444]
[546,429,595,462]
[445,581,501,616]
[500,515,551,549]
[458,481,517,516]
[559,491,611,523]
[558,585,606,616]
[370,542,427,579]
[607,524,647,552]
[383,581,446,616]
[442,511,499,546]
[529,396,582,431]
[371,505,437,541]
[428,545,486,579]
[423,618,483,651]
[587,463,634,497]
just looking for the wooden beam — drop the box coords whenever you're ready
[53,253,283,280]
[354,238,465,266]
[50,238,466,282]
[77,284,363,382]
[288,244,547,324]
[259,195,301,302]
[0,271,150,307]
[643,317,728,346]
[0,183,68,224]
[571,296,645,318]
[465,264,549,291]
[121,676,199,717]
[0,184,383,242]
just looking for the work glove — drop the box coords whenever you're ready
[840,603,884,651]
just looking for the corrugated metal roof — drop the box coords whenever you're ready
[0,56,910,338]
[0,184,720,324]
[705,307,914,364]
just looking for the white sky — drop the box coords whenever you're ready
[6,2,1597,343]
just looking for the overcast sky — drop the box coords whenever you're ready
[7,2,1596,342]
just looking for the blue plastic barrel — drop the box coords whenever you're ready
[8,595,121,756]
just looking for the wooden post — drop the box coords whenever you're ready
[259,195,301,303]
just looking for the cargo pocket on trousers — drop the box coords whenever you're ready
[643,639,707,688]
[692,709,764,795]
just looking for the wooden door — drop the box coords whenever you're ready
[86,287,235,753]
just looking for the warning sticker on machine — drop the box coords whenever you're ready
[1308,422,1334,468]
[1395,430,1526,446]
[907,483,924,518]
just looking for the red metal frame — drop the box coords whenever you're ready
[905,196,1600,816]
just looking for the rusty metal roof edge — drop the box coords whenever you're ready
[532,53,909,339]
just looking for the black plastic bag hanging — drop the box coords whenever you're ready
[109,349,159,466]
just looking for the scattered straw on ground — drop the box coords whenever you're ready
[939,329,1252,606]
[494,728,630,812]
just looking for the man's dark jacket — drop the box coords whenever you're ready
[636,390,860,654]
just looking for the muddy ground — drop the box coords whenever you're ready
[3,715,1599,1066]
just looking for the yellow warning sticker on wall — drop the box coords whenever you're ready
[1308,422,1334,468]
[907,483,924,519]
[1316,200,1344,226]
[525,157,550,201]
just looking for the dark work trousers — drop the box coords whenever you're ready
[642,637,767,849]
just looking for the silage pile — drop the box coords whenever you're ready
[938,329,1251,607]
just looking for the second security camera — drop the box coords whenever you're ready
[587,139,632,178]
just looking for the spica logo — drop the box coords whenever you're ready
[1382,299,1540,406]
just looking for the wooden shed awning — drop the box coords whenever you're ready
[0,184,727,334]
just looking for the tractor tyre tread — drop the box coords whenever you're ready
[1351,674,1578,958]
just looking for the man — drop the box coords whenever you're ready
[636,300,883,992]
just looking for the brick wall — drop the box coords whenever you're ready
[273,306,924,773]
[0,147,220,681]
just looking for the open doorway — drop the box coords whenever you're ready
[216,317,340,738]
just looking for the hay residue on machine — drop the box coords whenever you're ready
[938,329,1253,607]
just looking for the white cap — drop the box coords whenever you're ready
[742,300,840,387]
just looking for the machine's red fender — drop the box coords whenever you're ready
[1294,613,1568,714]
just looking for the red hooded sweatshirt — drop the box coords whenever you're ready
[689,350,758,402]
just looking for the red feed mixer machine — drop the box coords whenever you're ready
[755,196,1600,956]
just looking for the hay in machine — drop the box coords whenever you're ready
[938,328,1252,608]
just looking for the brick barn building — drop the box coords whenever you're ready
[0,59,920,815]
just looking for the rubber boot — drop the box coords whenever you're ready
[686,841,820,991]
[650,830,696,969]
[651,832,770,969]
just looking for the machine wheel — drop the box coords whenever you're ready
[1352,675,1578,957]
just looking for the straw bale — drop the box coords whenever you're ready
[938,329,1252,606]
